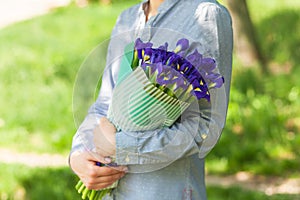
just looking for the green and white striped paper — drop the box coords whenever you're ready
[107,67,190,132]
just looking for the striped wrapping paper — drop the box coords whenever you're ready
[107,67,190,132]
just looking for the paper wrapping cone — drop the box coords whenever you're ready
[107,67,190,132]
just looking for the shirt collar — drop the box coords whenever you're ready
[157,0,180,13]
[140,0,180,14]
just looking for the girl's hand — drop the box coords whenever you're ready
[70,151,127,190]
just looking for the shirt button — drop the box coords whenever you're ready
[201,133,208,139]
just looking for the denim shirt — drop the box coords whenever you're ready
[71,0,233,199]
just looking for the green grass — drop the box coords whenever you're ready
[1,163,299,200]
[207,67,300,176]
[205,1,300,178]
[0,0,300,199]
[0,3,138,153]
[205,0,300,177]
[0,163,78,200]
[207,185,300,200]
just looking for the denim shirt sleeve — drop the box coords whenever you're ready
[115,2,233,165]
[70,61,114,154]
[70,18,124,154]
[70,4,141,154]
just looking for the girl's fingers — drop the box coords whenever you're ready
[94,164,128,173]
[82,169,125,190]
[92,180,118,190]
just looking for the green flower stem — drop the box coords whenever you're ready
[75,179,113,200]
[78,182,86,193]
[177,84,193,102]
[149,70,158,83]
[89,190,96,200]
[132,50,139,70]
[155,84,177,99]
[75,180,83,190]
[82,187,89,199]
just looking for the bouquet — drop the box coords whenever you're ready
[75,38,224,199]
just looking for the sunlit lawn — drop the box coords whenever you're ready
[0,0,299,199]
[0,3,130,154]
[1,163,299,200]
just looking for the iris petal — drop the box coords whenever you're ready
[174,38,189,53]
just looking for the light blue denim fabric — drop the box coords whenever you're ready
[71,0,233,199]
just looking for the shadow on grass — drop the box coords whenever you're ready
[20,169,300,200]
[19,168,300,200]
[20,167,80,200]
[257,9,300,65]
[207,185,300,200]
[1,164,299,200]
[209,67,300,176]
[208,10,300,173]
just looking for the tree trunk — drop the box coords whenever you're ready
[225,0,267,73]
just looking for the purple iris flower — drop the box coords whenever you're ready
[212,76,225,88]
[143,48,153,63]
[190,78,210,101]
[156,67,190,96]
[186,49,203,69]
[166,52,181,67]
[204,71,224,87]
[158,42,168,51]
[157,67,180,85]
[199,57,217,73]
[187,71,201,84]
[141,62,164,76]
[135,38,153,49]
[205,73,224,88]
[177,61,194,76]
[175,38,189,53]
[173,74,189,91]
[133,38,224,102]
[156,70,172,86]
[135,38,153,59]
[155,62,164,75]
[150,49,168,64]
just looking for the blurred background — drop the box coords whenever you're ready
[0,0,299,199]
